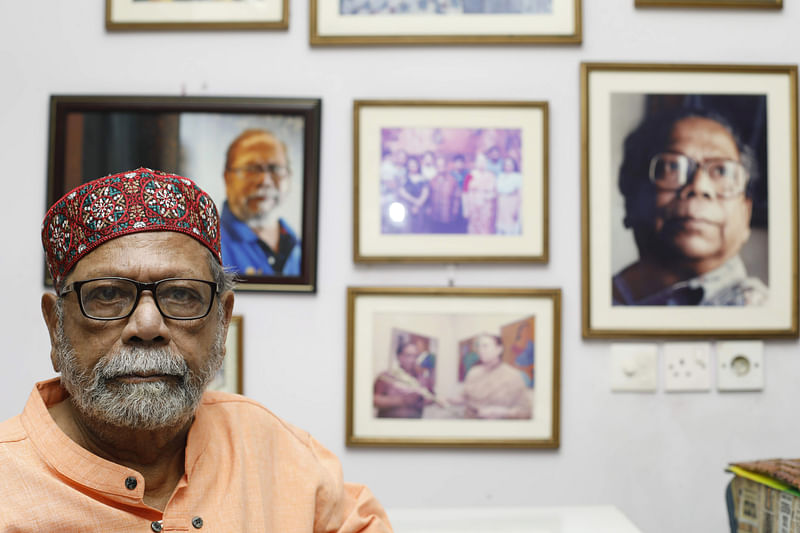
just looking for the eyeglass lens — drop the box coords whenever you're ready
[649,153,747,197]
[79,278,214,320]
[235,164,289,180]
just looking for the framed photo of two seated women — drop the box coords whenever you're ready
[346,287,560,448]
[581,63,798,338]
[353,100,549,264]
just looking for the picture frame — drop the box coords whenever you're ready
[106,0,289,31]
[346,287,561,448]
[581,63,798,338]
[635,0,780,8]
[209,315,244,394]
[310,0,581,45]
[354,100,549,263]
[46,94,321,292]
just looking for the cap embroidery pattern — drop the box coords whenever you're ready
[42,168,222,288]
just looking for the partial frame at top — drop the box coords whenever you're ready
[311,0,581,45]
[106,0,289,31]
[635,0,780,8]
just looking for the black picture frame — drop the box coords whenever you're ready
[47,95,321,293]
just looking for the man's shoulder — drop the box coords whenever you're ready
[0,415,26,445]
[198,391,312,446]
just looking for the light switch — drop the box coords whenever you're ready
[717,341,764,392]
[610,343,658,392]
[663,342,712,392]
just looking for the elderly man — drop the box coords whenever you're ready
[0,168,391,531]
[612,107,768,306]
[221,129,302,276]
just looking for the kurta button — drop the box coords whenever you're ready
[124,476,137,490]
[192,516,204,529]
[150,521,163,532]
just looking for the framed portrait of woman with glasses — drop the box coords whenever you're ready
[581,63,798,338]
[47,95,321,292]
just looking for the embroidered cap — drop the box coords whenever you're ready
[42,168,221,289]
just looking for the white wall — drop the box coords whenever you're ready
[0,2,797,532]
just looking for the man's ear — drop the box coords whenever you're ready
[219,291,235,355]
[41,293,60,372]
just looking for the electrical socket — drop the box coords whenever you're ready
[717,341,764,392]
[663,342,712,392]
[610,343,658,392]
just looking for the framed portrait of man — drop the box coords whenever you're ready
[46,95,321,292]
[581,63,798,338]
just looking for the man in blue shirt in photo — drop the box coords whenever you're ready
[221,129,302,277]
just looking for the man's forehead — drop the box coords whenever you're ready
[233,134,285,158]
[68,232,212,280]
[668,117,738,150]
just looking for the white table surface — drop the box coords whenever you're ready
[386,505,644,533]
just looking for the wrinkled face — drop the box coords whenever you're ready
[397,343,419,373]
[224,133,290,224]
[645,117,752,268]
[476,335,502,365]
[44,232,234,430]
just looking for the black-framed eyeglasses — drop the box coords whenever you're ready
[59,277,219,321]
[648,152,749,198]
[227,163,290,181]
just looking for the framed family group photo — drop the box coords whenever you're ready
[581,63,798,338]
[354,100,549,263]
[208,315,244,394]
[311,0,581,45]
[106,0,289,31]
[346,287,560,448]
[47,95,321,292]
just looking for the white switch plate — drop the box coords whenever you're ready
[663,342,712,392]
[717,341,764,392]
[610,343,658,392]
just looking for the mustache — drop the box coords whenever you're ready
[95,347,189,381]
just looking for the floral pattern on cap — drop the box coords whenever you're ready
[42,168,222,288]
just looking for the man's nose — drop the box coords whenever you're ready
[121,292,170,346]
[678,165,715,200]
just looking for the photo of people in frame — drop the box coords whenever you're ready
[340,0,551,15]
[372,313,534,420]
[610,93,768,307]
[373,329,439,419]
[380,127,523,236]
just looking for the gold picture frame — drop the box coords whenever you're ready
[581,62,798,338]
[310,0,581,45]
[636,0,780,8]
[354,100,549,264]
[106,0,289,31]
[209,315,244,394]
[346,287,561,448]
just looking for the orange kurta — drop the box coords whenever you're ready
[0,379,392,533]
